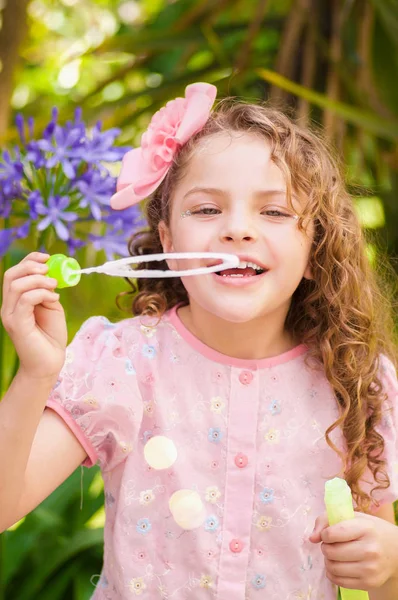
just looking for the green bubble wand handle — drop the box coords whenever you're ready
[324,478,369,600]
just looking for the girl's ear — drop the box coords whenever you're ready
[303,263,314,280]
[158,221,178,270]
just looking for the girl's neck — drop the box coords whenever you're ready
[177,303,297,361]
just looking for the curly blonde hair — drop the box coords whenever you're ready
[121,99,397,512]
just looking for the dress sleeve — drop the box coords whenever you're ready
[46,316,143,471]
[368,355,398,510]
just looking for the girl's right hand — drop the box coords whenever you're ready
[0,252,68,382]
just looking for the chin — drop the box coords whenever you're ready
[201,300,268,325]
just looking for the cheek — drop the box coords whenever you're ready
[165,221,213,271]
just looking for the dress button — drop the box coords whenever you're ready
[229,538,244,553]
[239,370,253,385]
[235,453,248,468]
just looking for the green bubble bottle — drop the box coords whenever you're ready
[324,478,369,600]
[46,254,82,289]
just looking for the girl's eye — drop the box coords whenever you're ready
[192,207,221,216]
[262,209,292,219]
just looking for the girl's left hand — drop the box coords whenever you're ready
[309,512,398,590]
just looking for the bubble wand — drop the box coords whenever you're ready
[324,478,369,600]
[45,252,240,288]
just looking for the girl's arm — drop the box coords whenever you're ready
[0,252,85,531]
[0,371,87,532]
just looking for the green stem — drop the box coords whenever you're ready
[0,531,5,600]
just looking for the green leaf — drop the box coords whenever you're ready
[371,14,398,117]
[35,563,77,600]
[369,0,398,48]
[14,529,104,599]
[256,68,398,140]
[354,197,386,229]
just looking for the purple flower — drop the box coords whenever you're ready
[1,108,146,258]
[0,222,29,256]
[75,170,116,220]
[15,114,26,144]
[79,121,126,163]
[28,190,44,219]
[36,195,78,241]
[0,229,14,255]
[89,229,130,260]
[16,221,30,240]
[25,141,46,169]
[67,236,85,256]
[104,204,145,231]
[0,150,24,194]
[0,190,12,219]
[37,123,85,178]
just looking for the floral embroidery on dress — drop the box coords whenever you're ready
[129,577,147,595]
[256,515,272,531]
[259,487,274,504]
[140,324,157,338]
[268,399,281,415]
[205,486,221,503]
[142,344,156,359]
[83,395,99,408]
[125,358,135,374]
[210,397,225,414]
[208,427,223,443]
[204,515,219,532]
[136,518,152,535]
[251,574,266,590]
[199,574,213,588]
[264,428,280,444]
[139,490,155,505]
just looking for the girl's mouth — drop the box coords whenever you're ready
[215,260,266,277]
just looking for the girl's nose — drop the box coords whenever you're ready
[219,211,257,243]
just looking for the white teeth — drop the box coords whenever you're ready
[238,260,264,270]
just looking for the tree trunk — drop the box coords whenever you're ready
[0,0,30,141]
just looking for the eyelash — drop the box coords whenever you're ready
[191,207,293,218]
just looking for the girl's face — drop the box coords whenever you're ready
[159,132,313,324]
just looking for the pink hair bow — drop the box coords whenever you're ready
[110,82,217,210]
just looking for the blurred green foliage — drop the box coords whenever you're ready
[0,0,397,598]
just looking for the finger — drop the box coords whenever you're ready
[13,289,60,317]
[325,563,364,589]
[321,540,365,562]
[3,260,50,295]
[21,252,50,263]
[4,289,60,335]
[321,519,370,544]
[309,514,329,543]
[325,558,364,578]
[2,275,58,325]
[324,558,374,589]
[5,275,58,316]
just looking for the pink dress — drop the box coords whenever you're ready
[47,306,398,600]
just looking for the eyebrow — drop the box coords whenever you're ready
[183,187,289,200]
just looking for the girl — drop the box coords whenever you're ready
[0,82,397,600]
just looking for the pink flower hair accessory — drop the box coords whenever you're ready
[110,82,217,210]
